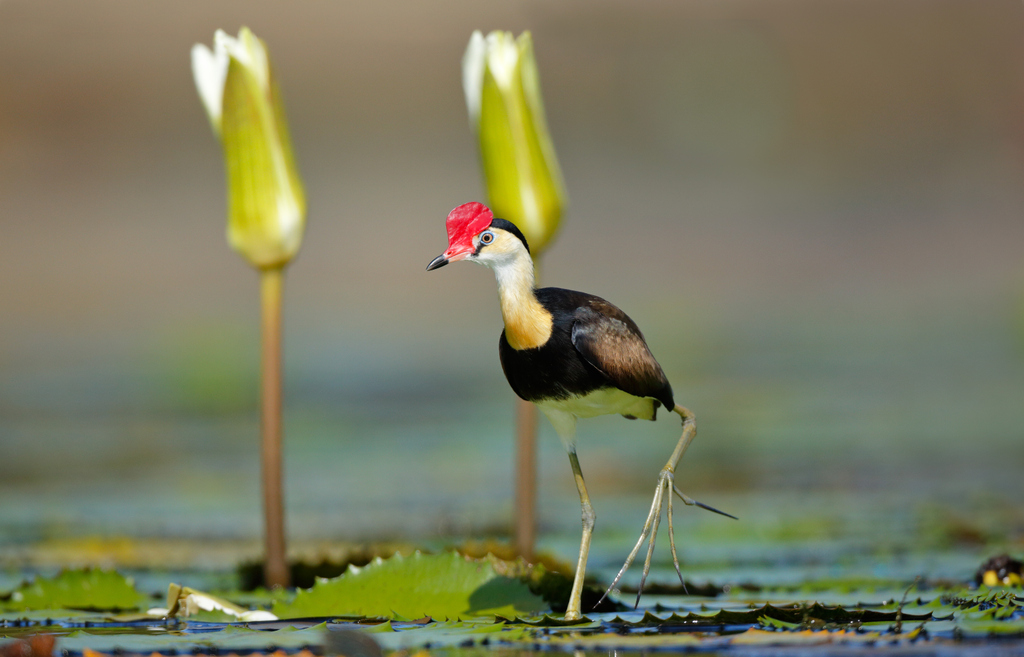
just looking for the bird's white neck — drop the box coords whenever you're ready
[492,246,552,350]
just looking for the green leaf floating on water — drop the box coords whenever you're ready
[2,568,151,612]
[60,624,315,654]
[605,603,937,628]
[274,551,547,619]
[365,619,531,651]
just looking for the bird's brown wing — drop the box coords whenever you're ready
[570,300,674,410]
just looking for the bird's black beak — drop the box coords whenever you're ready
[426,254,449,271]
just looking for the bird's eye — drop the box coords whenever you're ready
[479,231,494,244]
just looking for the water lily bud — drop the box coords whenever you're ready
[463,30,566,255]
[192,27,306,270]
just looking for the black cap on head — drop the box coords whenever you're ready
[489,217,530,254]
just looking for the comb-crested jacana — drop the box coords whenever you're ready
[427,202,732,620]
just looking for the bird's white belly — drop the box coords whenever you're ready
[538,387,656,420]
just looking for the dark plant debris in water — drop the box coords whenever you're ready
[237,541,577,594]
[238,546,410,591]
[622,580,761,597]
[975,553,1024,588]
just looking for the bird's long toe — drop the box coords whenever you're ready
[599,469,676,608]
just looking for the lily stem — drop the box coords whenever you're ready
[260,266,289,588]
[514,258,541,561]
[514,398,537,560]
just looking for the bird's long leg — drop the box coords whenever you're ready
[565,448,595,621]
[666,476,685,592]
[536,407,594,620]
[599,405,696,607]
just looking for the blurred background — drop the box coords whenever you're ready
[1,1,1023,584]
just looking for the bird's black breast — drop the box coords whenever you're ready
[498,287,674,411]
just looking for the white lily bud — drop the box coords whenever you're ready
[192,27,306,270]
[463,30,566,255]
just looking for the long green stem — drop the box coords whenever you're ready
[260,266,289,588]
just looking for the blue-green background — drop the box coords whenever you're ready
[0,1,1022,588]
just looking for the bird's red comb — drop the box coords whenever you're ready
[446,202,493,249]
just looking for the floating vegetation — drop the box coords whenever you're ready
[2,560,1024,654]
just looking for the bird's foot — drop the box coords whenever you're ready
[596,474,736,609]
[598,467,680,608]
[672,486,737,520]
[595,405,734,611]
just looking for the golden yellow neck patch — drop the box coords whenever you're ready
[491,235,552,350]
[501,293,553,350]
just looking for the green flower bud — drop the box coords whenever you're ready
[463,30,566,255]
[192,27,306,270]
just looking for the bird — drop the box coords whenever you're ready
[427,202,733,620]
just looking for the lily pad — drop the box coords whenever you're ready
[274,552,547,620]
[58,623,320,654]
[347,619,532,651]
[2,569,151,612]
[538,631,703,650]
